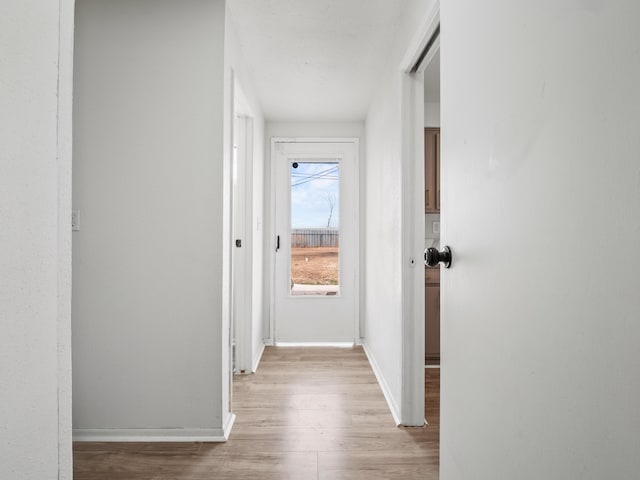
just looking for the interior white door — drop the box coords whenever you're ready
[442,2,640,479]
[273,140,358,343]
[232,115,252,373]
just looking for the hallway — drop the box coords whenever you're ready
[74,347,439,479]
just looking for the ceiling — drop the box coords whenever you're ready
[227,0,406,122]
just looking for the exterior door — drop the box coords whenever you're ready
[273,140,358,343]
[442,2,640,479]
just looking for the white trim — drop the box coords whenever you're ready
[401,0,440,73]
[73,414,237,443]
[275,342,354,348]
[222,68,235,432]
[57,1,75,477]
[252,342,266,372]
[363,343,401,426]
[268,139,277,343]
[223,412,237,439]
[424,365,441,369]
[396,0,441,427]
[272,137,360,144]
[398,71,427,427]
[352,140,361,344]
[420,37,440,75]
[73,424,236,443]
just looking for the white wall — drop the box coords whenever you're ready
[363,0,436,423]
[73,0,230,439]
[441,1,640,478]
[251,118,266,366]
[425,213,440,241]
[424,102,441,127]
[264,122,366,341]
[0,0,73,477]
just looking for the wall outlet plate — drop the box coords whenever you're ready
[432,221,440,234]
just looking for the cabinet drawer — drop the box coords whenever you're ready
[424,267,440,284]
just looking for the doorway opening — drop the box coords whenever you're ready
[422,48,441,430]
[423,43,441,372]
[230,76,263,387]
[231,113,253,375]
[397,2,440,428]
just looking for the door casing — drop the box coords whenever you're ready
[397,3,441,426]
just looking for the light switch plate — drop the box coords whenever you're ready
[72,210,80,231]
[432,221,440,234]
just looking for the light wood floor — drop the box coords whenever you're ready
[74,346,440,479]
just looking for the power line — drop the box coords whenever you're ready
[291,166,339,187]
[291,165,337,178]
[291,175,338,187]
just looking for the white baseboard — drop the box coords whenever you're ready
[362,342,401,425]
[252,342,266,372]
[73,414,236,443]
[274,342,354,347]
[223,413,236,440]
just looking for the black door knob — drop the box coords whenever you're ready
[424,246,452,268]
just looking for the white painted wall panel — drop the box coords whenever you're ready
[251,117,266,365]
[424,101,441,127]
[73,0,228,434]
[0,1,73,477]
[363,0,436,422]
[364,83,404,416]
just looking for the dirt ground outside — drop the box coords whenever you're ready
[291,247,338,285]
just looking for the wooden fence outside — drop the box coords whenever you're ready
[291,228,339,248]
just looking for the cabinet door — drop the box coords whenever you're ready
[425,284,441,362]
[424,128,440,213]
[435,130,441,211]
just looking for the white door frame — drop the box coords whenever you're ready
[232,115,254,373]
[269,138,360,345]
[398,2,440,426]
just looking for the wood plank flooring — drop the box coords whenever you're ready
[74,346,440,479]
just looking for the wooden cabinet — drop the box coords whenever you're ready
[425,267,440,365]
[424,128,441,213]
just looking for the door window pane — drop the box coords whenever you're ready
[290,161,339,296]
